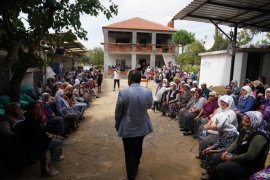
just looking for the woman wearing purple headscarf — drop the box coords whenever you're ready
[259,88,270,123]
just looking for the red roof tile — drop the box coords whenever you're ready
[103,17,176,32]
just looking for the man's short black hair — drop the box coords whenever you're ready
[128,70,141,83]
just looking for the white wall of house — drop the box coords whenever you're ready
[199,50,232,86]
[200,49,270,87]
[233,52,248,87]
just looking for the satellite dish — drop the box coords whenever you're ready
[204,38,215,51]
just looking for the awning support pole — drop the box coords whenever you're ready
[229,24,238,82]
[209,20,232,41]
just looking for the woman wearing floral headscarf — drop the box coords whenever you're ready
[211,111,270,180]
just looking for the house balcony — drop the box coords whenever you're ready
[155,44,176,54]
[106,43,177,54]
[107,43,133,52]
[135,44,152,53]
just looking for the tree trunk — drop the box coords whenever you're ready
[9,67,27,102]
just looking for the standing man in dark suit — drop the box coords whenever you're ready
[115,70,153,180]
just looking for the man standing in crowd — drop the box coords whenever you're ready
[115,70,153,180]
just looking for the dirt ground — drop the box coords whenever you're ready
[18,78,202,180]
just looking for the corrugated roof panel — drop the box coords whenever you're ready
[173,0,270,31]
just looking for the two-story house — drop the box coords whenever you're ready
[102,17,178,75]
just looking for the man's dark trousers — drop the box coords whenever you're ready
[122,136,145,180]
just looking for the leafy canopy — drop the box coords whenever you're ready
[172,30,195,52]
[178,40,205,73]
[0,0,118,101]
[80,47,104,65]
[210,30,230,51]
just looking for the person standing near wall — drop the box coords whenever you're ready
[115,70,153,180]
[113,68,120,91]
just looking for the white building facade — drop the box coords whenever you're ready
[102,17,179,75]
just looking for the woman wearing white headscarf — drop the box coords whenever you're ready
[198,96,237,158]
[236,86,257,114]
[55,90,80,131]
[211,111,270,180]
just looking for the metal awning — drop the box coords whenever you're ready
[173,0,270,32]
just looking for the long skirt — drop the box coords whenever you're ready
[198,133,218,159]
[168,103,178,118]
[161,102,169,115]
[183,112,198,131]
[178,108,188,127]
[201,152,223,170]
[197,118,209,137]
[48,135,64,164]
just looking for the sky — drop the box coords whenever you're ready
[79,0,266,50]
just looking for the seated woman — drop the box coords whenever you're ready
[19,101,64,176]
[180,88,207,135]
[200,112,239,179]
[4,102,25,130]
[55,90,81,131]
[0,102,25,145]
[152,79,170,112]
[235,85,257,130]
[211,111,269,180]
[161,82,180,118]
[41,93,65,136]
[177,84,192,109]
[236,86,257,114]
[259,88,270,125]
[198,95,237,160]
[225,85,238,105]
[193,91,219,138]
[178,88,196,128]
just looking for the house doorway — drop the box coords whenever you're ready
[246,52,264,81]
[138,59,146,74]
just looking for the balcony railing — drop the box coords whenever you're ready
[135,44,152,53]
[105,43,177,53]
[155,44,176,53]
[107,43,133,52]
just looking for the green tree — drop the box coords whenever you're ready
[237,29,258,47]
[172,30,195,52]
[79,54,91,65]
[0,0,118,101]
[210,28,230,51]
[89,47,104,65]
[261,32,270,45]
[178,40,205,73]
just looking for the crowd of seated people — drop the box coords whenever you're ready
[152,73,270,180]
[0,67,103,177]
